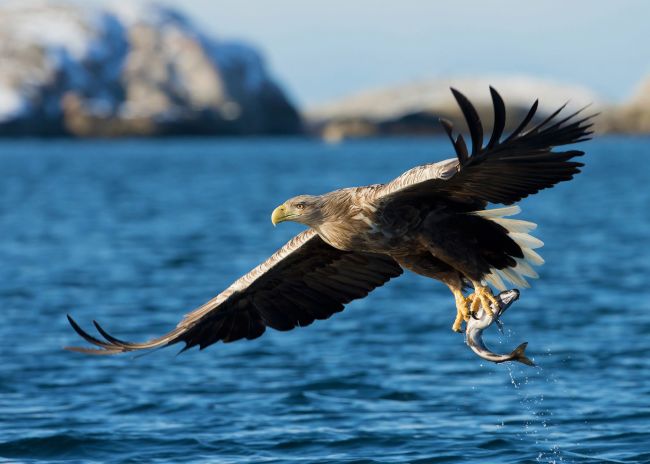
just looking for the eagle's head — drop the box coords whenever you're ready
[271,195,324,227]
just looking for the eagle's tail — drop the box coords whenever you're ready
[473,205,544,291]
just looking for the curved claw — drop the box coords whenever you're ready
[469,285,500,319]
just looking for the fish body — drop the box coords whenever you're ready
[465,289,534,366]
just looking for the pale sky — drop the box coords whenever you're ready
[15,0,650,106]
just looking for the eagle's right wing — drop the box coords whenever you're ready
[66,229,402,354]
[376,87,595,209]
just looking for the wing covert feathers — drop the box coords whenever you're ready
[66,231,403,355]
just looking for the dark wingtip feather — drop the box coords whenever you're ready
[439,117,454,136]
[176,343,193,356]
[450,87,483,156]
[439,118,469,166]
[455,135,469,164]
[93,320,132,347]
[487,87,506,149]
[67,314,112,348]
[586,111,601,120]
[439,117,456,145]
[529,100,567,133]
[504,99,539,142]
[440,117,469,164]
[541,103,594,133]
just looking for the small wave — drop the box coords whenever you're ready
[378,391,423,402]
[0,433,108,459]
[0,433,204,461]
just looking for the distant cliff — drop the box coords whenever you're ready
[306,76,605,141]
[0,2,301,137]
[307,76,650,140]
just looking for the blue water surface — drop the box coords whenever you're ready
[0,136,649,463]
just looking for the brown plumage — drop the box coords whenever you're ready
[67,87,594,353]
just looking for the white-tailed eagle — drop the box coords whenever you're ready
[67,87,593,354]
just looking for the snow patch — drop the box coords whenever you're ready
[0,85,27,121]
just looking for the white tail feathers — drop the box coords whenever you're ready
[484,271,506,290]
[522,248,545,266]
[473,205,521,218]
[490,217,537,233]
[513,258,538,278]
[473,206,544,291]
[509,233,544,249]
[499,267,530,289]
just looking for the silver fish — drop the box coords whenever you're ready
[465,289,534,366]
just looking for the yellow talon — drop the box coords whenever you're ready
[468,284,499,319]
[452,313,463,332]
[451,290,472,332]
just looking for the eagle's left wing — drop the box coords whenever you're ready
[376,87,595,208]
[66,230,402,354]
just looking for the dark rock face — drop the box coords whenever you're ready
[0,2,301,137]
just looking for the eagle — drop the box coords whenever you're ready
[67,87,594,354]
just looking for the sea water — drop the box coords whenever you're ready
[0,136,649,463]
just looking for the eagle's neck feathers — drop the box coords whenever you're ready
[308,189,384,252]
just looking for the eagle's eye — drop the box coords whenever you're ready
[295,203,306,210]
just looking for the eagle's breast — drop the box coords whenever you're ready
[315,189,422,254]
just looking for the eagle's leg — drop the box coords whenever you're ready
[451,288,472,332]
[467,281,499,318]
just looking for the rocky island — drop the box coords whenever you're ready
[0,2,301,137]
[306,76,601,141]
[0,2,647,138]
[307,76,650,140]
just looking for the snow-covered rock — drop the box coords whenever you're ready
[307,76,604,140]
[0,1,301,136]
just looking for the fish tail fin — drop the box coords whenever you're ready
[510,342,535,366]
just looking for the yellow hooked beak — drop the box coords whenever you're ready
[271,204,288,226]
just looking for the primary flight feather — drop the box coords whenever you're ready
[67,87,594,354]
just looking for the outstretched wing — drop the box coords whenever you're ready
[66,229,402,354]
[377,87,595,208]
